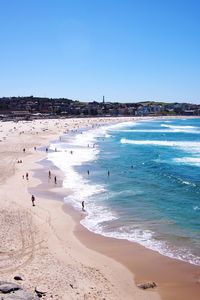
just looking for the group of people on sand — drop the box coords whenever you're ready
[22,172,29,180]
[30,170,57,208]
[21,140,89,211]
[48,170,57,184]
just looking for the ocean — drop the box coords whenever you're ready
[48,118,200,266]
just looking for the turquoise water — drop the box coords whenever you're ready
[48,118,200,265]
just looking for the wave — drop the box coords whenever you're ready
[160,124,199,133]
[173,157,200,167]
[193,206,200,211]
[107,121,138,131]
[161,124,197,129]
[155,157,200,168]
[117,129,199,133]
[117,129,168,133]
[181,180,196,186]
[120,138,200,154]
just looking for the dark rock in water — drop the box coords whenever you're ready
[13,277,23,281]
[0,290,40,299]
[137,281,157,289]
[0,282,22,294]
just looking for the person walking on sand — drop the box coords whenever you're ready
[26,172,29,180]
[82,201,85,211]
[48,170,51,179]
[31,195,35,206]
[54,176,57,184]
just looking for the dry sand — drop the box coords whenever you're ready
[0,117,161,300]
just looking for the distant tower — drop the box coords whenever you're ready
[103,96,105,103]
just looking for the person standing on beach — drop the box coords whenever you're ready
[48,170,51,179]
[31,195,35,206]
[54,176,57,184]
[87,170,90,175]
[26,172,29,180]
[82,201,85,211]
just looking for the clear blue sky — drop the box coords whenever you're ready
[0,0,200,103]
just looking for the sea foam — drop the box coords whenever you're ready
[173,157,200,167]
[160,124,199,133]
[48,127,114,212]
[120,138,200,154]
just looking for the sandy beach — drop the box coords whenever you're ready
[0,117,199,300]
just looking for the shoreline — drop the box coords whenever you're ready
[66,204,200,300]
[0,117,161,299]
[32,116,200,299]
[32,146,200,300]
[0,116,199,299]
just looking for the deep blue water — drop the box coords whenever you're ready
[49,118,200,265]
